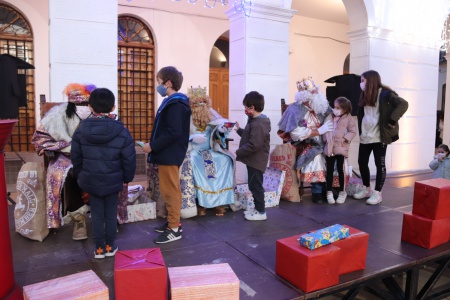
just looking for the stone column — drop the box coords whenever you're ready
[49,0,117,103]
[226,2,295,182]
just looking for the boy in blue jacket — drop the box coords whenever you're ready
[71,88,136,259]
[142,66,191,243]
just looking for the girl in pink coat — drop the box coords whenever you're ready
[323,97,357,204]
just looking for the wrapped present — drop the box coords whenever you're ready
[118,184,157,224]
[276,235,340,292]
[23,270,108,300]
[168,263,239,300]
[115,248,167,300]
[127,202,156,223]
[299,224,350,250]
[401,212,450,249]
[412,178,450,220]
[230,167,286,211]
[333,225,369,274]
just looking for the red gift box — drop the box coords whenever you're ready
[401,213,450,249]
[276,235,340,293]
[412,178,450,220]
[333,225,369,275]
[114,248,167,300]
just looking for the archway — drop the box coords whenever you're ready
[209,31,229,119]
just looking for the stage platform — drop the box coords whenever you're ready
[7,170,450,299]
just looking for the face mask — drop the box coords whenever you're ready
[332,108,342,116]
[244,107,253,118]
[157,84,167,97]
[360,82,366,91]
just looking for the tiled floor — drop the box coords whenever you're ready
[6,170,450,299]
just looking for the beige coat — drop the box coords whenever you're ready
[323,114,357,157]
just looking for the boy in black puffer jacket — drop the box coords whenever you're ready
[71,88,136,259]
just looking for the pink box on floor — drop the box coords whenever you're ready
[168,263,239,300]
[412,178,450,220]
[115,248,167,300]
[23,270,108,300]
[333,225,369,274]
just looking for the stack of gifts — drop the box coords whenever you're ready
[401,178,450,249]
[276,224,369,293]
[117,184,156,224]
[23,270,109,299]
[231,167,286,211]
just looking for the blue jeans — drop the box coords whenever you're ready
[90,193,118,248]
[247,166,265,213]
[311,182,324,195]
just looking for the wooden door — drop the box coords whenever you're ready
[209,68,229,119]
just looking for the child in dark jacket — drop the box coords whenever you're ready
[236,91,271,221]
[71,88,136,259]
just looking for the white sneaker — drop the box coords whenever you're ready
[245,211,267,221]
[244,209,255,215]
[336,191,347,204]
[366,191,382,205]
[326,191,335,204]
[354,187,372,199]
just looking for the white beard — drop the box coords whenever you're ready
[309,93,329,115]
[40,103,80,143]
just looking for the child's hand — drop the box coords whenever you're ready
[142,143,151,153]
[235,121,240,130]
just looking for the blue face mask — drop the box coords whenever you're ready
[157,84,167,97]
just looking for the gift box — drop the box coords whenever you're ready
[115,248,167,300]
[168,263,239,300]
[127,202,156,223]
[23,270,108,300]
[276,235,340,293]
[299,224,350,250]
[332,225,369,274]
[412,178,450,220]
[118,184,157,224]
[230,167,286,211]
[401,212,450,249]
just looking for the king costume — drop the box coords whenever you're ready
[278,77,332,203]
[180,86,235,218]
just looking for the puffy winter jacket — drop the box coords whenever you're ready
[429,156,450,180]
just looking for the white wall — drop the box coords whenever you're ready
[2,0,50,125]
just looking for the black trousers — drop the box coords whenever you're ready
[358,142,387,192]
[247,165,265,213]
[325,155,345,192]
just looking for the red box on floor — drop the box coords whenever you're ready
[412,178,450,220]
[114,248,167,300]
[401,213,450,249]
[276,235,340,293]
[333,225,369,275]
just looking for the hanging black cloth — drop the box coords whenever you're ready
[0,54,35,119]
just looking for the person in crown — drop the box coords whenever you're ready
[278,77,333,203]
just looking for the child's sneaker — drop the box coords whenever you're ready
[353,186,372,199]
[366,190,382,205]
[326,191,335,204]
[153,228,182,244]
[245,211,267,221]
[244,209,255,215]
[105,244,118,257]
[336,191,347,204]
[94,247,105,259]
[154,222,182,233]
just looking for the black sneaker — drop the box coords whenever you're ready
[94,246,105,259]
[153,228,182,244]
[154,222,182,233]
[105,244,118,257]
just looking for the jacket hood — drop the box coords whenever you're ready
[250,114,271,131]
[164,93,190,109]
[80,118,125,144]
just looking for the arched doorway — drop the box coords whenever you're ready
[209,32,229,119]
[118,16,155,142]
[0,4,35,152]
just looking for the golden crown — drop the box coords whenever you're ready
[296,76,318,92]
[187,86,207,98]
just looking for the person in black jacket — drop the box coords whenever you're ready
[355,70,408,205]
[142,66,191,244]
[71,88,136,259]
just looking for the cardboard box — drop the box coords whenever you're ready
[401,212,450,249]
[23,270,108,300]
[412,178,450,220]
[115,248,167,300]
[333,225,369,274]
[168,263,239,300]
[276,235,340,293]
[299,224,350,250]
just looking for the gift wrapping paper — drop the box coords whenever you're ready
[299,224,350,250]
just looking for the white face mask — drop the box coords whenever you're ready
[332,108,342,116]
[360,82,366,91]
[76,106,92,120]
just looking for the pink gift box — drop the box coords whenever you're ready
[23,270,108,300]
[168,263,239,300]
